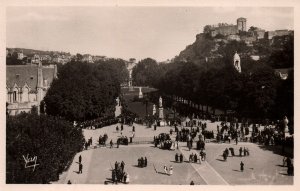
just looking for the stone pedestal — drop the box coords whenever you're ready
[159,107,164,119]
[138,87,143,98]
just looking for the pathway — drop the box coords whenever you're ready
[179,144,229,185]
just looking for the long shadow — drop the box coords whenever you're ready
[232,169,240,172]
[257,144,294,158]
[216,158,225,162]
[170,160,180,163]
[279,172,289,176]
[73,171,80,174]
[132,165,144,168]
[276,164,285,167]
[157,171,169,175]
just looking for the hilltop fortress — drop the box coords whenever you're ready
[203,17,293,45]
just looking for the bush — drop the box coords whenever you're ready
[6,113,85,183]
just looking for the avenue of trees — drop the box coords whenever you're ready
[132,38,294,122]
[6,113,84,183]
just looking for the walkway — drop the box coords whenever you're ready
[179,144,229,185]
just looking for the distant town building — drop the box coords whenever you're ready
[31,54,41,64]
[6,63,57,115]
[204,18,247,37]
[17,52,24,60]
[237,17,247,32]
[82,54,93,63]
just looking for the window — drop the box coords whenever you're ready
[13,91,17,102]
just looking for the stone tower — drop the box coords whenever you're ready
[237,17,247,32]
[233,52,242,73]
[37,62,44,114]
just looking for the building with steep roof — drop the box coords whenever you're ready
[6,63,57,115]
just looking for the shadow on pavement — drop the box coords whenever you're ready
[257,145,293,158]
[216,158,225,162]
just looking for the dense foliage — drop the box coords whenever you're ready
[131,36,293,121]
[131,58,163,87]
[6,113,84,183]
[44,61,126,122]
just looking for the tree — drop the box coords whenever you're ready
[44,61,121,122]
[131,58,163,87]
[6,113,84,183]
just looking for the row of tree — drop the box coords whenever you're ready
[6,113,85,183]
[131,40,293,121]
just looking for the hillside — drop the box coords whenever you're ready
[174,32,294,69]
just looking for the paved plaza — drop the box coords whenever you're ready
[54,121,293,185]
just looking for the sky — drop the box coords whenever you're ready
[6,7,294,62]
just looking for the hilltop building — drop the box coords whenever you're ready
[6,63,57,115]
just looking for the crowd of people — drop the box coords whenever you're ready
[111,161,130,184]
[222,147,250,161]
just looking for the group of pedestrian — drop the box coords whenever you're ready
[137,157,147,167]
[175,153,184,163]
[239,147,250,157]
[189,153,200,163]
[112,161,130,184]
[84,137,93,150]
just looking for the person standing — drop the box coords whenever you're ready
[240,161,244,172]
[125,173,130,184]
[180,153,183,163]
[121,161,125,171]
[79,155,82,164]
[144,157,148,167]
[110,139,113,148]
[175,153,179,162]
[169,165,173,175]
[239,147,243,157]
[79,163,83,174]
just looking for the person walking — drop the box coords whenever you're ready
[240,161,244,172]
[144,157,148,167]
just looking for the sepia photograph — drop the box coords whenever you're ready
[2,0,298,189]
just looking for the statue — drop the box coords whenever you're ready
[159,96,163,108]
[283,116,289,133]
[116,97,120,106]
[153,104,156,115]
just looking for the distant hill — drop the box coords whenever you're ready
[173,32,294,69]
[7,48,71,56]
